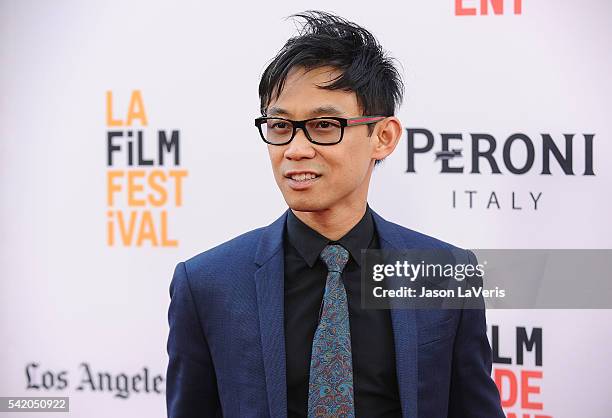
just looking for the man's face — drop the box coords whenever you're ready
[265,66,378,213]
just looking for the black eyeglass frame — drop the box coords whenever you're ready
[254,115,386,146]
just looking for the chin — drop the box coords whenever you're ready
[284,196,329,213]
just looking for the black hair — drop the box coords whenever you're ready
[258,10,404,125]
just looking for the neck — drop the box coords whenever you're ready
[291,200,368,241]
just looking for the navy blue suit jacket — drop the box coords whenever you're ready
[166,208,505,418]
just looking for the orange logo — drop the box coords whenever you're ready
[105,90,188,247]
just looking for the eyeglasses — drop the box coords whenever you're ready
[254,115,386,145]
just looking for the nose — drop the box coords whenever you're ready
[284,127,316,160]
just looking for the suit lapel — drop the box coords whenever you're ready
[253,208,418,418]
[372,210,418,418]
[254,210,289,418]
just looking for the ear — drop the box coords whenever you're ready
[371,116,403,160]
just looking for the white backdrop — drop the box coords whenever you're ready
[1,0,611,417]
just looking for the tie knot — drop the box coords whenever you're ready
[319,244,350,273]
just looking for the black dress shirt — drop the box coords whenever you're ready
[283,205,402,418]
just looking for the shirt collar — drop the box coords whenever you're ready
[285,204,375,268]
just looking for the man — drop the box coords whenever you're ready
[166,10,504,418]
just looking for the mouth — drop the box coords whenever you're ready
[283,171,322,190]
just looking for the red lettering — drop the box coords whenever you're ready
[455,0,477,15]
[494,368,518,407]
[521,370,543,410]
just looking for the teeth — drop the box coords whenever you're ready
[290,173,318,181]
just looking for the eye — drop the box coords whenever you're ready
[313,120,339,130]
[267,120,292,132]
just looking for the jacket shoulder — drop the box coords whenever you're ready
[183,226,265,276]
[382,218,459,250]
[381,219,477,265]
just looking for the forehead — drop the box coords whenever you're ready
[266,66,361,118]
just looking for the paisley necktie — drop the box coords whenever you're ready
[308,244,354,418]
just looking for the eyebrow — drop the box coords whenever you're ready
[266,105,346,118]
